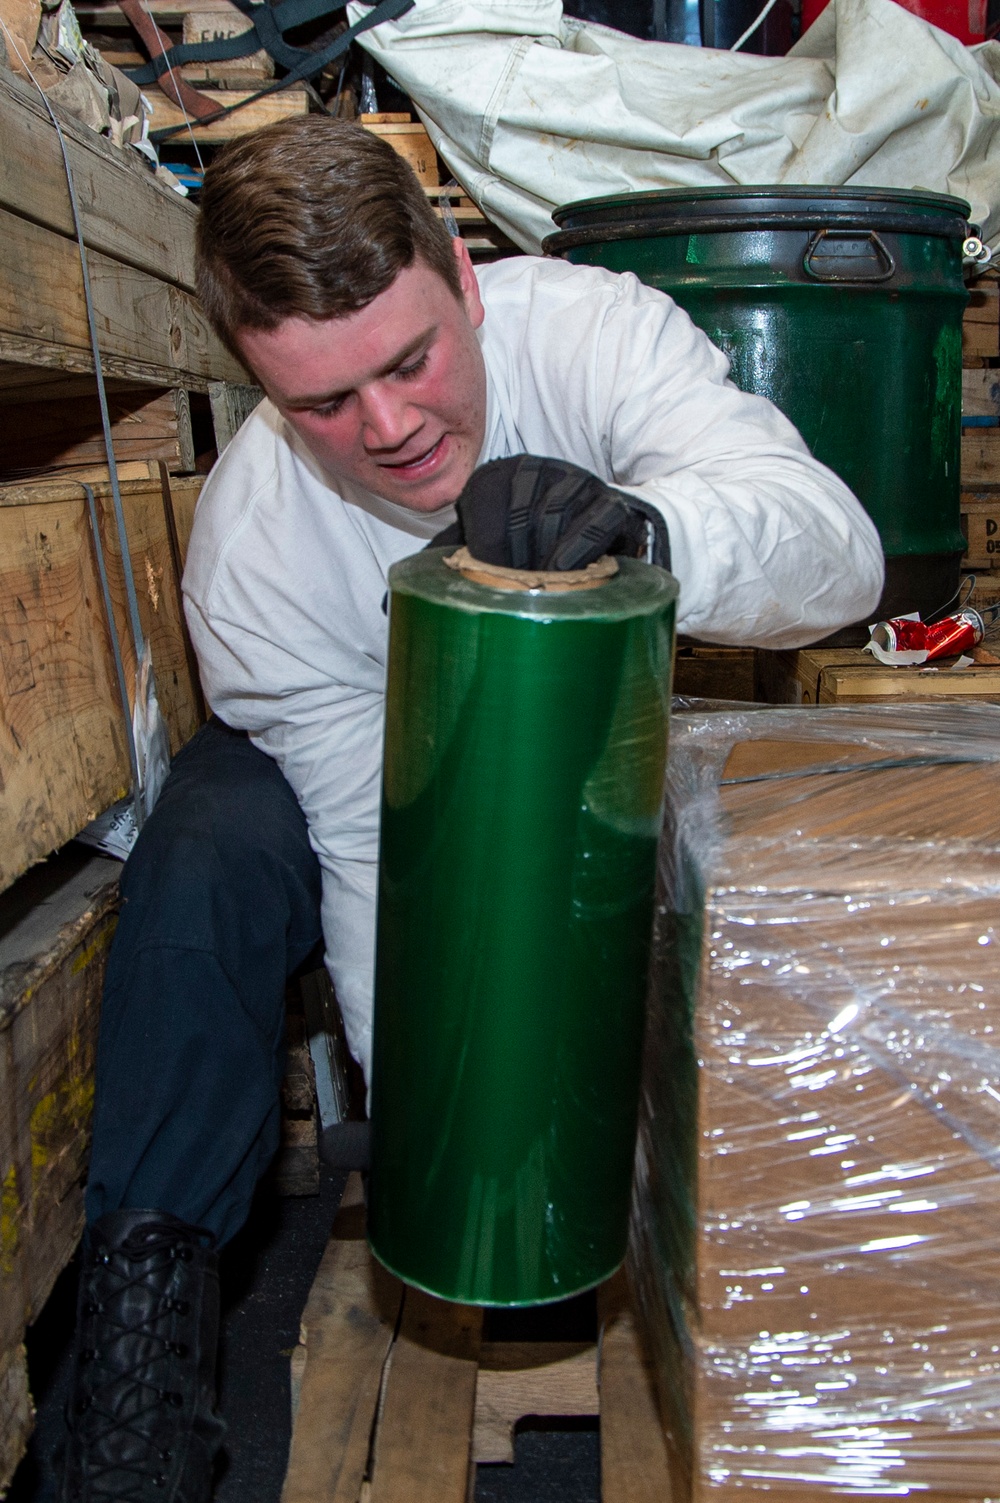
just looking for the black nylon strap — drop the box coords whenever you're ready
[146,0,414,144]
[131,0,410,91]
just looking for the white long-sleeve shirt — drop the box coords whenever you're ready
[183,256,883,1079]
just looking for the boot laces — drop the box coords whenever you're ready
[70,1224,205,1500]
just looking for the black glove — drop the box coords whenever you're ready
[431,455,670,572]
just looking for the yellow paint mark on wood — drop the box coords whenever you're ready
[71,916,117,975]
[1,1164,20,1277]
[29,1071,96,1194]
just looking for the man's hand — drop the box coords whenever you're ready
[432,455,671,572]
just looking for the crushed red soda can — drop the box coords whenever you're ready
[871,608,985,663]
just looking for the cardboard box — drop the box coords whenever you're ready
[632,703,1000,1501]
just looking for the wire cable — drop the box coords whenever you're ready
[730,0,780,50]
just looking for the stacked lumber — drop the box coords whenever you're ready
[0,63,246,391]
[0,60,253,894]
[72,0,308,141]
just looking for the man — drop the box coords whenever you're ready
[61,115,883,1502]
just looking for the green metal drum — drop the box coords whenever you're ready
[546,187,972,632]
[368,551,677,1305]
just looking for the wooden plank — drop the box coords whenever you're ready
[361,120,439,187]
[282,1175,403,1503]
[0,852,121,1490]
[0,459,158,486]
[268,990,319,1198]
[673,644,756,702]
[756,646,1000,706]
[0,390,181,479]
[598,1274,674,1503]
[963,569,1000,615]
[0,64,200,291]
[961,491,1000,568]
[145,85,309,143]
[0,365,163,403]
[77,0,252,20]
[0,852,120,1338]
[0,204,246,388]
[181,7,273,82]
[208,380,263,452]
[0,476,203,890]
[963,367,1000,418]
[0,1343,33,1495]
[473,1341,598,1463]
[963,427,1000,486]
[963,280,1000,363]
[369,1289,482,1503]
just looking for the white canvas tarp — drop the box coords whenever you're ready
[348,0,1000,254]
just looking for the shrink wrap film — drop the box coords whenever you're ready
[369,550,677,1305]
[632,701,1000,1500]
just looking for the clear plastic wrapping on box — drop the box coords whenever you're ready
[631,701,1000,1500]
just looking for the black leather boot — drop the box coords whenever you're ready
[61,1209,226,1502]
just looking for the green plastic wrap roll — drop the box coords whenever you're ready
[368,549,677,1305]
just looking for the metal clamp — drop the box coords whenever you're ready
[803,228,896,284]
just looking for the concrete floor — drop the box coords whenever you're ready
[9,1167,599,1503]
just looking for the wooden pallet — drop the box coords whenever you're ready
[283,1175,671,1503]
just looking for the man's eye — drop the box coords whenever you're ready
[397,351,429,380]
[312,397,347,418]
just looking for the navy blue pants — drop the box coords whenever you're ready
[85,719,324,1247]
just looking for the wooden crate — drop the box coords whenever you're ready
[963,367,1000,418]
[962,428,1000,486]
[0,850,121,1492]
[673,643,756,702]
[962,491,1000,569]
[963,569,1000,615]
[0,473,204,892]
[963,279,1000,364]
[0,849,320,1490]
[423,186,519,263]
[144,83,309,143]
[362,114,440,187]
[180,5,274,86]
[0,64,245,395]
[282,1175,670,1503]
[756,644,1000,705]
[0,389,189,482]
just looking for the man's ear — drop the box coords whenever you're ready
[452,236,485,330]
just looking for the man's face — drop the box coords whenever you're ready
[236,240,488,512]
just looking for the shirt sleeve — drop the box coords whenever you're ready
[537,268,885,648]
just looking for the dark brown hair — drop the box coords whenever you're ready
[196,115,461,355]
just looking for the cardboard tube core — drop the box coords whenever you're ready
[445,546,618,593]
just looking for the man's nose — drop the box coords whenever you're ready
[359,383,420,451]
